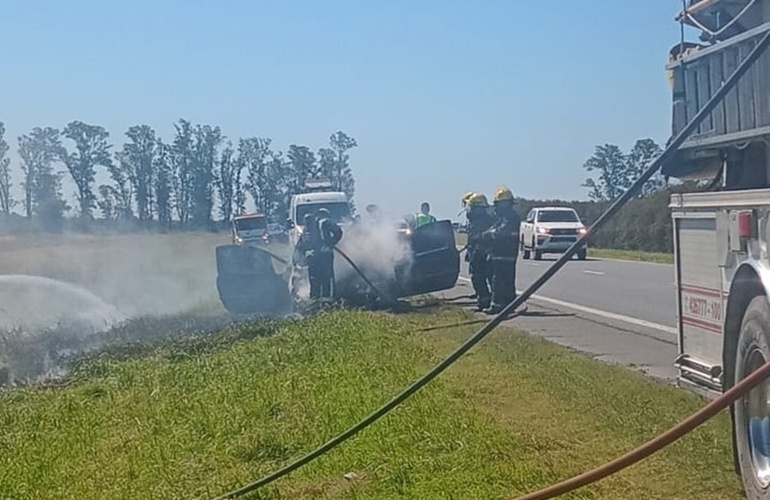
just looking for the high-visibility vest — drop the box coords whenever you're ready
[414,213,436,228]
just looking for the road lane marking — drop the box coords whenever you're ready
[456,276,677,335]
[583,270,605,276]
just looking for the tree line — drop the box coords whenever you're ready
[517,137,708,254]
[0,120,358,232]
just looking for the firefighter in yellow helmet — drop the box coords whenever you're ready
[481,186,525,315]
[461,191,475,208]
[466,193,495,311]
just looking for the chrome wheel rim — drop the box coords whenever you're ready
[745,345,770,489]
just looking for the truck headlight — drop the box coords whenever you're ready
[537,226,549,234]
[577,227,587,235]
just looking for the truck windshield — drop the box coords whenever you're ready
[234,217,267,231]
[537,210,579,223]
[297,202,352,225]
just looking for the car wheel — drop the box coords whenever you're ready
[577,248,587,260]
[734,296,770,500]
[521,238,530,260]
[534,249,543,261]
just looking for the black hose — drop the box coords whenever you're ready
[416,318,488,332]
[333,246,388,301]
[250,245,290,265]
[211,27,770,500]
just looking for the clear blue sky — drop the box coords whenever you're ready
[0,1,690,221]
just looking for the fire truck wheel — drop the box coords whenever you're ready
[734,295,770,499]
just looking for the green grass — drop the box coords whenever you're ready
[454,232,673,264]
[587,248,674,264]
[0,308,741,499]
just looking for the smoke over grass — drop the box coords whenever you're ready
[0,232,232,384]
[0,232,224,318]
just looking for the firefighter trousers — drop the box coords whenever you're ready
[309,249,334,299]
[491,255,518,309]
[469,253,493,308]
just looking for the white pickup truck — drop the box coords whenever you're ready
[519,206,588,261]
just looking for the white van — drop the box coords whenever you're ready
[287,191,353,247]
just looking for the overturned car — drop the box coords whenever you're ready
[215,218,460,315]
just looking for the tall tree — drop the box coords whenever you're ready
[329,131,357,200]
[317,147,336,180]
[189,124,222,228]
[214,141,236,223]
[97,184,121,220]
[265,151,289,217]
[118,125,157,222]
[171,119,194,224]
[17,127,68,228]
[286,144,317,194]
[0,122,14,215]
[625,138,665,197]
[239,137,273,214]
[233,152,246,217]
[60,121,112,218]
[581,144,628,202]
[153,139,173,229]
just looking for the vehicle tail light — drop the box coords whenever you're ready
[738,210,755,239]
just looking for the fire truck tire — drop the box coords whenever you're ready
[734,295,770,499]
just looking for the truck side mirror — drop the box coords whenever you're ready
[286,218,294,229]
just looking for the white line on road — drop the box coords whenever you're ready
[457,276,677,335]
[583,270,605,276]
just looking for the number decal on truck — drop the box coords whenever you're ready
[681,285,724,334]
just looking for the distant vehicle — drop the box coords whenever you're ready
[519,207,587,261]
[232,213,269,246]
[287,190,354,248]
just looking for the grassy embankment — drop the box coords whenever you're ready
[0,305,742,499]
[454,232,674,264]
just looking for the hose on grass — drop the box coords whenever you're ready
[210,27,770,500]
[511,359,770,500]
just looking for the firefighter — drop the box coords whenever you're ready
[466,193,495,311]
[461,192,475,209]
[316,207,343,298]
[481,186,524,315]
[293,212,323,299]
[414,202,437,228]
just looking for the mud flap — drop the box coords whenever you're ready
[215,244,291,315]
[399,220,460,297]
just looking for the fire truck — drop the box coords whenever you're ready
[665,1,770,497]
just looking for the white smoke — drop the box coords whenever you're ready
[334,215,414,293]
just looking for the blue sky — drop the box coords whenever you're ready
[0,1,690,221]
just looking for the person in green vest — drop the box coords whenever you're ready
[414,202,437,228]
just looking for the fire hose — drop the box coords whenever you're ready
[333,246,389,302]
[211,27,770,500]
[511,358,770,500]
[251,245,290,265]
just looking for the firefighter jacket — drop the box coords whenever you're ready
[482,206,520,258]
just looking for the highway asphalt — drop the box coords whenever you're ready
[443,254,682,383]
[510,256,676,329]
